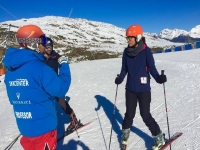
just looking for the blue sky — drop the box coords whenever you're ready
[1,0,200,33]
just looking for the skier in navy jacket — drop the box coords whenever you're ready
[3,25,71,150]
[44,37,83,134]
[115,24,167,150]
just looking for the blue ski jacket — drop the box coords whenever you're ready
[119,44,160,93]
[3,48,71,137]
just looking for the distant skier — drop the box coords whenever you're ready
[3,25,71,150]
[115,24,167,150]
[44,37,83,133]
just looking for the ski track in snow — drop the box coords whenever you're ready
[1,49,200,149]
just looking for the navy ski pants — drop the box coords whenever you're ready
[122,89,161,136]
[56,97,73,115]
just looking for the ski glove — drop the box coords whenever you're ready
[157,74,167,84]
[115,76,122,85]
[58,56,68,65]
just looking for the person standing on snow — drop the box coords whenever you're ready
[114,24,167,150]
[44,37,83,134]
[3,25,71,150]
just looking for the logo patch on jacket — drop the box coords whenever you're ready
[9,79,29,86]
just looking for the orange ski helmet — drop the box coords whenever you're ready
[16,25,47,49]
[126,24,143,42]
[17,25,44,39]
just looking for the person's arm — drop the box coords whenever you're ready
[119,50,127,81]
[40,60,71,98]
[146,48,160,82]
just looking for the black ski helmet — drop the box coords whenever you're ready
[46,37,53,49]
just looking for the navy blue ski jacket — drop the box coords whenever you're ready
[119,44,160,93]
[3,48,71,137]
[44,50,61,75]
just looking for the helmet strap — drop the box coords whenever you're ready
[132,34,142,47]
[26,43,40,53]
[136,34,142,42]
[131,37,138,48]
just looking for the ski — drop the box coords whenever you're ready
[160,132,183,150]
[57,118,97,141]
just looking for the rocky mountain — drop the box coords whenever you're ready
[159,25,200,43]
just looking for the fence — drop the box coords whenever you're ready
[196,41,200,48]
[154,41,200,54]
[184,44,192,50]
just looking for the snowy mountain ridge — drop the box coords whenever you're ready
[0,16,184,53]
[159,25,200,41]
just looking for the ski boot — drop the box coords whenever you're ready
[66,111,83,134]
[121,128,130,150]
[152,132,165,150]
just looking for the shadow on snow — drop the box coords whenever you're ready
[56,96,91,150]
[56,95,153,149]
[94,95,153,150]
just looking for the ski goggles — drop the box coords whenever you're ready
[126,36,135,41]
[40,35,48,45]
[45,45,53,50]
[17,35,48,45]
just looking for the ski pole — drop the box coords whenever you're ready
[96,110,107,150]
[109,76,119,150]
[4,134,21,150]
[161,70,171,150]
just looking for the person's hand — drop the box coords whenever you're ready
[58,56,68,65]
[115,76,122,85]
[158,74,167,84]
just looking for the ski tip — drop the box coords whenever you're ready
[174,132,183,136]
[90,118,98,122]
[86,118,98,122]
[161,132,183,150]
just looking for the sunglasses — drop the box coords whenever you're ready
[126,36,135,41]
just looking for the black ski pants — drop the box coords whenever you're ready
[56,97,73,115]
[122,89,161,136]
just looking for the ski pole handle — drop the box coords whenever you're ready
[117,74,120,77]
[161,70,165,75]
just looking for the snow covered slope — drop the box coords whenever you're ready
[0,49,200,149]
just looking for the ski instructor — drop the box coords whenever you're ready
[115,24,167,150]
[44,37,83,134]
[3,25,71,150]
